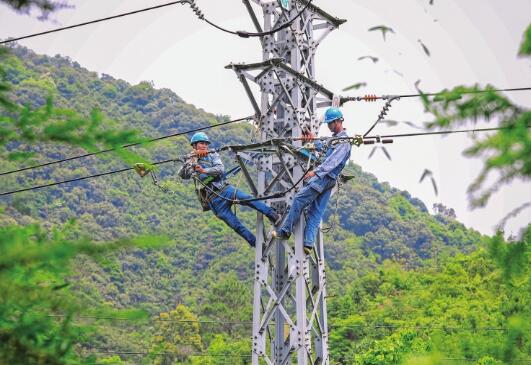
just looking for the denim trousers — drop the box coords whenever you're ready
[278,175,336,247]
[209,184,276,246]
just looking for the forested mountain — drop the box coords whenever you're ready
[0,46,528,365]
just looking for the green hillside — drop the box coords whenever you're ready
[0,46,528,365]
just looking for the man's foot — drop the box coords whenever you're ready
[269,229,290,241]
[303,245,313,255]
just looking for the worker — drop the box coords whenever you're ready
[179,132,280,247]
[271,107,352,254]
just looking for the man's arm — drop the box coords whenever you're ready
[313,142,351,178]
[202,153,224,177]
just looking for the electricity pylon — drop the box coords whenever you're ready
[226,1,345,363]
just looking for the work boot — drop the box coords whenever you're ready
[269,229,290,241]
[303,245,313,255]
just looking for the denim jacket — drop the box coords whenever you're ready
[313,130,351,180]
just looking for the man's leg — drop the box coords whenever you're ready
[277,183,320,237]
[210,193,257,246]
[232,187,277,221]
[303,185,333,249]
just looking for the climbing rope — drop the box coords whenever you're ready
[147,164,183,200]
[190,150,314,204]
[321,180,342,234]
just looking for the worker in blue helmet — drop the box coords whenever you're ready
[271,107,351,254]
[179,132,281,247]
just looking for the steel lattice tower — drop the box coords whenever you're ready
[226,1,345,364]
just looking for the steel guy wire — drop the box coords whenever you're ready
[188,0,314,38]
[0,115,253,177]
[1,0,313,45]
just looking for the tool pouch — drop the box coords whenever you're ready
[195,187,211,212]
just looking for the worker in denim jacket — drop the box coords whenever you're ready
[179,132,280,247]
[271,107,351,254]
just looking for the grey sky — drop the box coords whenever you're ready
[1,0,530,236]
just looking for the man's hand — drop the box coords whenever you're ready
[194,165,207,174]
[303,170,316,180]
[301,131,315,142]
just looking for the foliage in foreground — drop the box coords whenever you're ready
[328,225,530,365]
[0,220,168,364]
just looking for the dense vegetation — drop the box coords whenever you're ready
[0,41,528,365]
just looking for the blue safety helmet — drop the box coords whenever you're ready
[323,107,343,124]
[190,132,211,145]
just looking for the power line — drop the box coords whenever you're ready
[0,140,309,201]
[2,124,528,197]
[38,314,510,332]
[329,324,509,332]
[0,0,313,45]
[90,350,251,359]
[0,158,174,197]
[2,119,518,180]
[340,86,531,104]
[43,314,253,325]
[87,350,531,363]
[0,1,190,45]
[192,0,314,38]
[364,125,531,141]
[280,125,529,144]
[0,115,252,177]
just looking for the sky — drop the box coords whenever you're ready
[1,0,530,237]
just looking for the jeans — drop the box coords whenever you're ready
[209,184,276,246]
[278,175,336,247]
